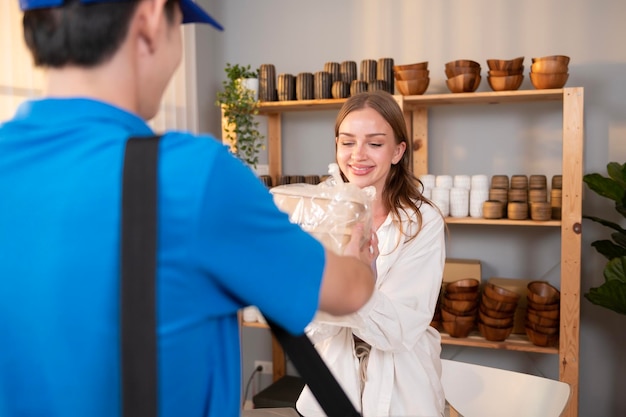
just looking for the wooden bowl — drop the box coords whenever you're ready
[445,290,480,301]
[393,61,429,72]
[527,306,559,320]
[441,309,476,324]
[530,60,568,74]
[480,303,515,319]
[488,67,524,77]
[445,278,480,293]
[445,66,481,79]
[526,320,559,335]
[479,310,514,328]
[442,318,475,338]
[445,59,481,70]
[478,322,513,341]
[486,56,524,71]
[525,326,559,347]
[531,55,570,65]
[396,78,429,95]
[442,295,479,313]
[487,74,524,91]
[480,293,518,313]
[441,303,478,317]
[526,309,559,328]
[527,281,560,304]
[446,73,481,93]
[484,283,521,303]
[529,72,569,89]
[526,296,559,311]
[394,68,430,80]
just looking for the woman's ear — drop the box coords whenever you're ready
[392,141,407,165]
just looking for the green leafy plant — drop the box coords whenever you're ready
[216,63,264,169]
[583,161,626,315]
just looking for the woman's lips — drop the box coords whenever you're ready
[349,164,374,176]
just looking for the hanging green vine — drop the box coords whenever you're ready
[216,63,264,169]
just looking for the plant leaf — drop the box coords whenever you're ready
[583,173,625,203]
[613,231,626,250]
[604,256,626,283]
[584,279,626,316]
[607,162,626,189]
[582,215,626,233]
[591,239,626,260]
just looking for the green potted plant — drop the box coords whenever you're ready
[216,63,264,169]
[582,161,626,315]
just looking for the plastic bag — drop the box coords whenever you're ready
[270,163,375,254]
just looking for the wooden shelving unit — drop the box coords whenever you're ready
[232,88,583,417]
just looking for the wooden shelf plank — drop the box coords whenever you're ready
[400,88,565,108]
[258,98,347,113]
[444,217,561,226]
[256,89,566,114]
[242,321,558,355]
[440,331,559,354]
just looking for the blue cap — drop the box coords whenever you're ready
[19,0,224,30]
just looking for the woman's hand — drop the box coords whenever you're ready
[344,223,379,279]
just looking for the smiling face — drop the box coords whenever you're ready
[336,106,406,197]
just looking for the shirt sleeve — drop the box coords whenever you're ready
[190,141,326,335]
[309,204,445,351]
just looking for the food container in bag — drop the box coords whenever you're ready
[270,163,375,254]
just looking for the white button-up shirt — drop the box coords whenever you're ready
[297,202,446,417]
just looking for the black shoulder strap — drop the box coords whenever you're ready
[120,135,360,417]
[121,136,160,417]
[267,322,361,417]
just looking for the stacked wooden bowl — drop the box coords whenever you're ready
[440,278,480,338]
[486,56,524,91]
[393,61,430,95]
[525,281,560,346]
[530,55,570,89]
[445,60,481,93]
[478,282,519,341]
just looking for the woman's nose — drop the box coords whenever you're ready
[352,143,366,159]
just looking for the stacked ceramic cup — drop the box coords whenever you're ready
[469,175,489,217]
[431,175,453,217]
[327,61,349,99]
[419,174,436,200]
[449,175,471,217]
[277,73,295,101]
[551,175,563,220]
[508,174,529,220]
[258,64,276,102]
[528,174,551,221]
[377,57,395,94]
[484,175,509,219]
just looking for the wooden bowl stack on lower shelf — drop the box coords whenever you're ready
[440,279,480,338]
[478,283,520,341]
[525,281,561,347]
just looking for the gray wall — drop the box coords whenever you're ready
[195,1,626,415]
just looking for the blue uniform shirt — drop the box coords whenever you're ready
[0,98,326,417]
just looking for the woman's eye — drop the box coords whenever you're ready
[370,143,383,147]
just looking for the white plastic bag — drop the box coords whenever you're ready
[270,163,375,254]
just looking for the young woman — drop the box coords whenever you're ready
[297,90,446,417]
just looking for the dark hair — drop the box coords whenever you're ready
[23,0,180,68]
[334,90,437,242]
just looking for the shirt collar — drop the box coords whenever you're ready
[13,97,154,136]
